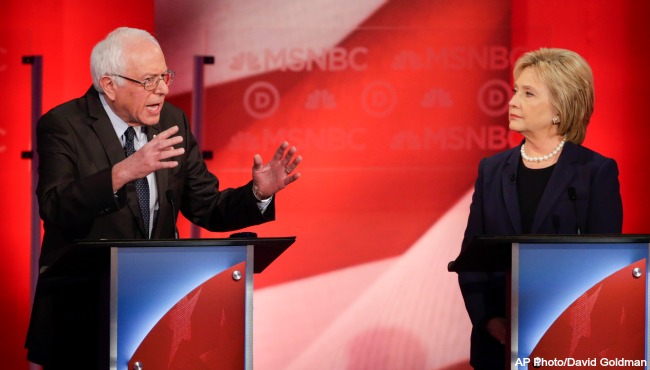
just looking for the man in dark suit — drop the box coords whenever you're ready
[457,48,623,369]
[25,27,302,368]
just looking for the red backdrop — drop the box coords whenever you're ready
[0,1,154,368]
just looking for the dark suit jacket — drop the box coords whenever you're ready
[458,142,623,369]
[26,87,275,367]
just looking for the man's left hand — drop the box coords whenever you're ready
[252,141,302,199]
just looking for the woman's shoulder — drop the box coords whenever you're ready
[567,142,617,165]
[481,145,520,165]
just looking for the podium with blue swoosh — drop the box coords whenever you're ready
[47,237,294,370]
[449,235,650,370]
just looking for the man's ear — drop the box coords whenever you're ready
[100,76,117,101]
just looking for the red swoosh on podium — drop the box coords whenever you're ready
[129,262,247,370]
[530,259,646,366]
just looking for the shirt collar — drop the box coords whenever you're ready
[99,93,145,140]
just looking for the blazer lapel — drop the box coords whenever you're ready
[530,142,577,233]
[85,87,147,236]
[502,147,522,234]
[145,125,169,238]
[86,88,126,166]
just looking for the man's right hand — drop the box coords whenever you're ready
[112,125,185,192]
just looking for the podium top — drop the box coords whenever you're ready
[48,237,295,275]
[448,234,650,273]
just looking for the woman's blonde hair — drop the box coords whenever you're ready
[513,48,594,144]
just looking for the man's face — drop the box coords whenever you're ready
[109,39,169,126]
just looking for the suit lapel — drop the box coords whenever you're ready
[145,125,169,238]
[530,142,577,233]
[86,88,126,166]
[502,147,522,234]
[85,87,148,237]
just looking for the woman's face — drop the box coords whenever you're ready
[508,67,558,138]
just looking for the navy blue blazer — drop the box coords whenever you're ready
[458,141,623,369]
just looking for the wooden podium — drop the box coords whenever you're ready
[45,237,294,370]
[449,235,649,369]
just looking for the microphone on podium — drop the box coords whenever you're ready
[166,190,179,239]
[568,187,581,235]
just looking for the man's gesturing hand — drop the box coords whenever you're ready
[112,125,185,192]
[252,141,302,200]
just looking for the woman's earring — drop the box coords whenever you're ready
[552,116,560,124]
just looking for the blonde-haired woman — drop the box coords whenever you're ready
[457,48,622,369]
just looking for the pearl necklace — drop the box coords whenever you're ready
[520,136,567,162]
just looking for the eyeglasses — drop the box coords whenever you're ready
[113,70,175,91]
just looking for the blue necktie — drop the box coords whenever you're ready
[124,127,150,238]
